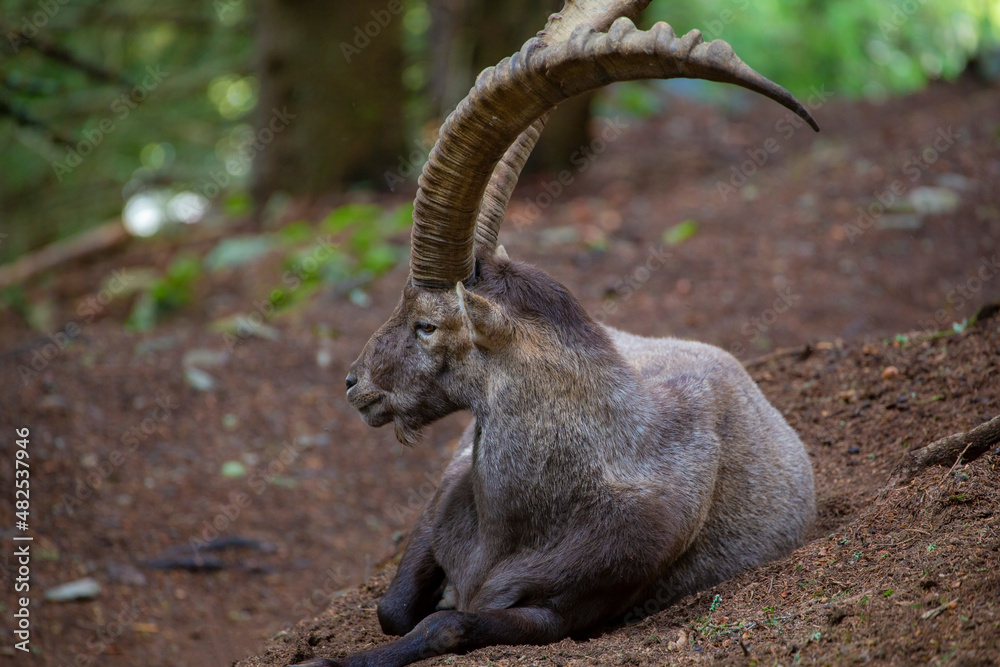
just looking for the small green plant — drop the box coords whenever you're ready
[321,202,413,283]
[663,219,699,246]
[127,254,202,331]
[882,589,894,598]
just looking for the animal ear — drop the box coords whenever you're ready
[456,282,512,349]
[494,245,510,261]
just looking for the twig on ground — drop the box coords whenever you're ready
[743,344,815,369]
[0,220,127,289]
[879,414,1000,499]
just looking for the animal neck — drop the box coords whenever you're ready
[469,344,653,501]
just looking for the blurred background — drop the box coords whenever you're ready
[1,1,999,666]
[1,0,997,265]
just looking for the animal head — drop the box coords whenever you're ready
[346,247,611,445]
[347,1,819,444]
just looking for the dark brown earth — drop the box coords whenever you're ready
[1,77,999,667]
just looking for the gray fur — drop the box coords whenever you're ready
[334,252,815,666]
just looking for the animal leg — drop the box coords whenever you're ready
[376,518,446,636]
[299,606,566,667]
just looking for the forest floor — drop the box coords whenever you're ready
[1,77,999,667]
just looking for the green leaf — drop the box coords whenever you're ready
[279,221,315,245]
[663,219,699,246]
[322,203,382,233]
[383,203,415,232]
[204,236,276,272]
[224,191,253,218]
[361,244,402,274]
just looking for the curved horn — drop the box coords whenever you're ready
[475,1,651,255]
[474,114,549,253]
[411,18,819,289]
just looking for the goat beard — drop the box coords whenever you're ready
[393,417,425,447]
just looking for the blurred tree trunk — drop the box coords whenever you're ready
[252,0,405,208]
[427,0,594,173]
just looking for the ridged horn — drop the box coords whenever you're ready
[474,1,651,256]
[474,115,548,253]
[410,18,819,289]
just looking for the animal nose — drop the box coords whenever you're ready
[345,373,358,391]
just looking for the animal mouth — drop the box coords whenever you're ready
[348,390,391,426]
[348,390,381,410]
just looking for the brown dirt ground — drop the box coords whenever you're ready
[1,78,999,667]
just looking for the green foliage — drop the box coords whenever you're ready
[118,201,411,331]
[4,0,996,268]
[646,0,999,99]
[127,253,201,330]
[321,201,412,278]
[1,0,254,263]
[203,236,277,272]
[663,219,699,246]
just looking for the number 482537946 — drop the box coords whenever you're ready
[15,427,30,529]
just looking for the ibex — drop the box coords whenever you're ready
[311,2,818,665]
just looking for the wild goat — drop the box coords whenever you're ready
[311,1,819,665]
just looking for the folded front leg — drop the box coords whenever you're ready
[376,516,446,636]
[301,606,566,667]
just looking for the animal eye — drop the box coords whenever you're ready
[414,322,437,337]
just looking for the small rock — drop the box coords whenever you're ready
[936,173,974,191]
[540,226,580,246]
[909,186,960,215]
[38,395,69,412]
[848,446,861,455]
[875,214,922,230]
[296,433,331,448]
[183,349,230,368]
[106,562,147,586]
[45,577,101,602]
[221,461,247,478]
[184,367,216,392]
[348,288,372,308]
[881,365,899,380]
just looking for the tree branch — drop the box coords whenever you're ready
[884,414,1000,490]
